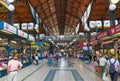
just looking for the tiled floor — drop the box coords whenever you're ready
[0,58,119,81]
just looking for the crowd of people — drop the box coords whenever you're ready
[3,51,120,81]
[87,53,120,81]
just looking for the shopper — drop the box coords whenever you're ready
[7,55,23,81]
[35,54,39,65]
[107,54,120,81]
[93,54,98,71]
[56,53,59,61]
[47,54,53,66]
[99,55,107,77]
[32,54,36,64]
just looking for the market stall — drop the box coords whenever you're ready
[0,21,34,77]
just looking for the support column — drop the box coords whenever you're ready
[101,19,104,31]
[87,31,91,55]
[19,22,22,30]
[109,10,116,27]
[29,44,32,64]
[8,39,11,58]
[8,11,14,25]
[21,42,24,64]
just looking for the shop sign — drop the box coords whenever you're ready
[0,21,4,29]
[18,29,25,37]
[44,42,50,47]
[4,22,16,34]
[23,32,28,38]
[108,27,116,35]
[31,41,35,45]
[31,45,37,48]
[36,42,44,45]
[38,45,43,48]
[103,42,114,49]
[90,36,96,42]
[98,31,108,39]
[78,42,84,47]
[115,24,120,33]
[29,35,35,41]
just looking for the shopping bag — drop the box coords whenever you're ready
[97,66,100,73]
[102,72,110,81]
[33,60,36,64]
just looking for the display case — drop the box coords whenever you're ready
[0,47,7,78]
[0,47,7,71]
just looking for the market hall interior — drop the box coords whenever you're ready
[0,0,120,81]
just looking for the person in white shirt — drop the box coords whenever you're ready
[107,54,119,81]
[99,55,107,77]
[35,54,39,65]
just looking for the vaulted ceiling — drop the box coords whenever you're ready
[28,0,91,35]
[0,0,120,36]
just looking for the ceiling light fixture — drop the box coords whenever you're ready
[8,4,15,11]
[35,24,39,30]
[109,4,117,11]
[111,0,119,4]
[7,0,14,3]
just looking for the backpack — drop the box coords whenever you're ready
[109,60,116,73]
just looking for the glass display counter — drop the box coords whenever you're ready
[0,47,7,78]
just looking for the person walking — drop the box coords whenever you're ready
[35,54,39,65]
[47,54,53,66]
[7,55,23,81]
[99,55,107,77]
[32,54,36,64]
[107,54,120,81]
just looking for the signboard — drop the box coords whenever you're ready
[103,42,114,49]
[18,29,29,38]
[4,22,17,34]
[108,27,116,35]
[36,42,44,45]
[115,24,120,33]
[0,21,4,29]
[13,23,19,29]
[98,31,108,39]
[0,21,17,34]
[23,32,28,38]
[18,29,25,37]
[90,36,96,42]
[107,24,120,35]
[29,35,35,41]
